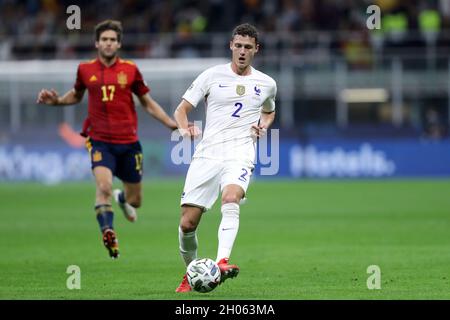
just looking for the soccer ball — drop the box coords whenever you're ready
[186,258,221,293]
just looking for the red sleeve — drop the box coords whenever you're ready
[74,65,86,92]
[131,67,150,96]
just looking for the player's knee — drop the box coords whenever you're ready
[180,219,198,233]
[98,182,113,199]
[222,194,241,205]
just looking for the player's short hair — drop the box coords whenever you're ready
[231,23,259,45]
[95,20,123,43]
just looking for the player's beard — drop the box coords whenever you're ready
[99,48,118,62]
[236,56,251,72]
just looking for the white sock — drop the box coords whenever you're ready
[178,226,198,267]
[216,203,240,262]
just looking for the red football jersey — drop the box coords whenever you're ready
[74,58,150,144]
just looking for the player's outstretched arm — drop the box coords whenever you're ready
[251,111,275,138]
[173,99,201,138]
[36,88,84,106]
[138,93,178,131]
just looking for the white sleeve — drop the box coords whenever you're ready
[182,69,211,108]
[262,82,277,112]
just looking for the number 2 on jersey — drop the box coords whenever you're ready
[101,85,115,102]
[238,168,248,182]
[232,102,243,117]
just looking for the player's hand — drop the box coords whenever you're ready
[251,124,267,138]
[179,123,202,139]
[36,89,59,105]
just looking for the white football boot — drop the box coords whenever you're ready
[113,189,137,222]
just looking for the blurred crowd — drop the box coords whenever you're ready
[0,0,448,139]
[0,0,450,60]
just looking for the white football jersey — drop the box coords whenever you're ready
[182,63,277,162]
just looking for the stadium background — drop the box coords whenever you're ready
[0,0,449,300]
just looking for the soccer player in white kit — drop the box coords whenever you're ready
[173,23,277,292]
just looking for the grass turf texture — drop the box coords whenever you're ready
[0,179,449,299]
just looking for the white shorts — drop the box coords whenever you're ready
[180,157,254,211]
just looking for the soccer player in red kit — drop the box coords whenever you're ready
[37,20,178,259]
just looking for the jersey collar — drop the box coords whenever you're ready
[228,62,253,77]
[96,56,120,68]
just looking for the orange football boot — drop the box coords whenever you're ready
[175,274,192,293]
[217,258,239,283]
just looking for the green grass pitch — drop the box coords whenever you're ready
[0,179,449,299]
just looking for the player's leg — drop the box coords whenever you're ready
[178,157,221,266]
[114,141,143,222]
[175,205,204,293]
[216,184,244,283]
[216,162,254,283]
[175,158,222,292]
[113,182,140,222]
[218,184,245,261]
[179,205,203,266]
[122,182,142,207]
[86,137,120,259]
[93,166,119,259]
